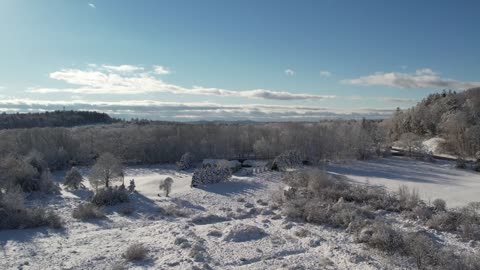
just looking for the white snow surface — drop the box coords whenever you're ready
[1,157,479,269]
[327,156,480,208]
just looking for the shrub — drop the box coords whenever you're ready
[191,164,231,187]
[123,243,148,261]
[0,188,63,230]
[410,205,433,221]
[45,209,64,229]
[91,187,129,206]
[64,167,83,189]
[426,203,480,241]
[177,152,194,171]
[72,203,105,220]
[0,155,59,194]
[271,150,302,171]
[403,232,440,269]
[159,177,174,197]
[427,211,459,232]
[432,198,447,212]
[398,185,420,210]
[358,222,404,253]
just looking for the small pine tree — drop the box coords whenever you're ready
[159,177,174,197]
[64,167,83,189]
[128,179,136,192]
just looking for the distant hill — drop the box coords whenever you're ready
[0,110,117,129]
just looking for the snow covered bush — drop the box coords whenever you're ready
[191,164,232,187]
[72,203,105,221]
[432,198,447,212]
[271,150,302,171]
[160,204,193,217]
[176,152,194,171]
[123,243,148,261]
[63,167,83,189]
[0,154,59,194]
[0,188,63,230]
[357,222,404,253]
[91,187,129,206]
[398,185,420,211]
[159,177,174,197]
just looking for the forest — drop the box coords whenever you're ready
[0,110,116,129]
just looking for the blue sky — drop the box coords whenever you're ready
[0,0,479,120]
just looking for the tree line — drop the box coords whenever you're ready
[0,110,116,129]
[0,120,388,171]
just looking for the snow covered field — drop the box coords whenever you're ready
[327,156,480,207]
[0,157,478,269]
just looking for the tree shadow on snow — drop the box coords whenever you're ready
[106,192,160,216]
[199,180,264,197]
[326,157,469,186]
[0,226,68,246]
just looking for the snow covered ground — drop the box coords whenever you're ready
[1,157,478,269]
[327,156,480,207]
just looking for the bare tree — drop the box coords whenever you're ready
[398,132,422,156]
[89,153,124,191]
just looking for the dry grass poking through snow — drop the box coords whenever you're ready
[123,243,148,262]
[278,168,480,270]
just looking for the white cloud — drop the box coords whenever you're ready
[153,65,171,75]
[319,70,332,77]
[284,69,295,76]
[102,65,143,72]
[343,69,480,90]
[376,97,417,103]
[88,3,96,8]
[0,98,394,121]
[28,65,335,101]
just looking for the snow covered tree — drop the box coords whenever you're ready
[176,152,194,171]
[191,164,232,188]
[398,133,422,156]
[89,153,124,191]
[159,177,174,197]
[271,150,302,171]
[64,167,83,189]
